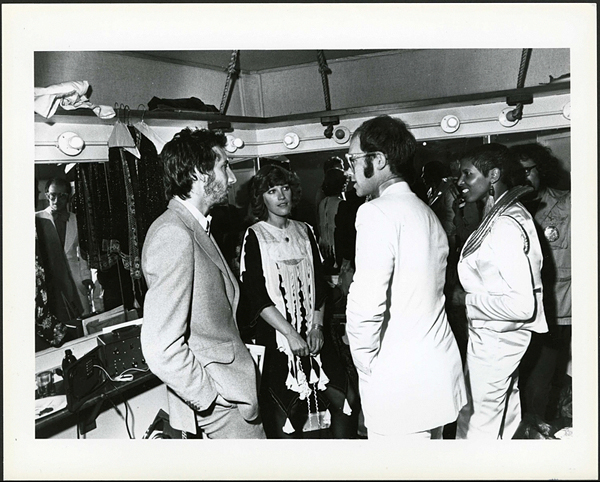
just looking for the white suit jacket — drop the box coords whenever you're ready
[36,208,92,313]
[346,182,466,435]
[458,202,548,334]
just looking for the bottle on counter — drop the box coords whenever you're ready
[62,349,77,374]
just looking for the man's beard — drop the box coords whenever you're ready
[204,172,228,205]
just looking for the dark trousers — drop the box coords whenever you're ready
[519,325,572,421]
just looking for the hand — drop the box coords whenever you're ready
[83,279,94,291]
[451,286,467,306]
[319,240,334,259]
[307,326,324,355]
[448,180,461,200]
[338,260,355,297]
[285,330,310,357]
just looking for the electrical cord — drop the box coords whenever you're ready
[107,393,133,439]
[122,392,132,439]
[93,364,149,383]
[92,364,149,439]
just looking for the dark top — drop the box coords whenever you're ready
[334,188,364,265]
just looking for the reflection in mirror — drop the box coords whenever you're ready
[34,153,162,350]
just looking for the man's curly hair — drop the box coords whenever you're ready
[509,143,569,190]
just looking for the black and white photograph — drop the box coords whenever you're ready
[3,3,597,480]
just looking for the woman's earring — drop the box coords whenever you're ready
[489,183,495,197]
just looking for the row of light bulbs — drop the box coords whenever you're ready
[53,101,571,155]
[275,101,571,150]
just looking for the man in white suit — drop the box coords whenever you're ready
[346,115,466,439]
[36,178,93,321]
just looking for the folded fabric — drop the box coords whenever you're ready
[147,96,219,113]
[34,81,116,119]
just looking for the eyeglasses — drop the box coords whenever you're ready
[46,192,69,201]
[523,165,537,176]
[344,152,380,170]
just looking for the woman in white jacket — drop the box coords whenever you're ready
[451,143,548,440]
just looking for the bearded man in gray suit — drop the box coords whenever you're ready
[141,127,265,439]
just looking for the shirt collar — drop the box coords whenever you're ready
[378,179,410,197]
[174,196,212,233]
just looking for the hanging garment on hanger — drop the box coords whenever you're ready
[133,120,166,154]
[34,81,116,119]
[134,129,168,245]
[108,121,141,159]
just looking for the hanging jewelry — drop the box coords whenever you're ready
[489,183,495,197]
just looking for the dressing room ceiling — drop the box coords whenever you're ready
[119,50,397,73]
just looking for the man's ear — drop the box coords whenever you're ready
[194,167,208,183]
[374,152,388,171]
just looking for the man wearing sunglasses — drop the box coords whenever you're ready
[36,178,94,323]
[345,115,466,440]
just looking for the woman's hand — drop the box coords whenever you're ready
[307,326,325,355]
[319,240,334,259]
[285,329,310,357]
[451,285,467,306]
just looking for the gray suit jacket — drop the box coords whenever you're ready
[141,199,260,434]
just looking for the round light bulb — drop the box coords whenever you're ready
[69,136,84,149]
[283,132,300,149]
[441,115,460,133]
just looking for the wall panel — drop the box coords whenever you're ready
[34,51,243,115]
[254,49,570,117]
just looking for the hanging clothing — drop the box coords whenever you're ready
[108,121,141,158]
[73,124,166,308]
[133,120,166,155]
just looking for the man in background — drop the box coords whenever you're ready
[36,178,93,322]
[314,155,345,224]
[345,115,466,439]
[141,127,265,439]
[512,143,572,422]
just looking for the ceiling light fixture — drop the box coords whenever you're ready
[440,115,460,133]
[283,132,300,149]
[498,107,519,128]
[333,126,350,144]
[225,134,244,153]
[57,132,85,156]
